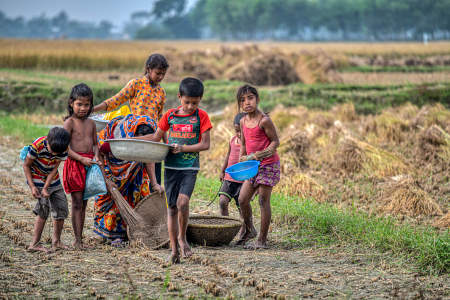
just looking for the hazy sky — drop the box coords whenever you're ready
[0,0,154,30]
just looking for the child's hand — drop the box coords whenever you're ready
[41,188,50,198]
[31,186,41,199]
[94,155,103,166]
[152,183,164,195]
[81,157,95,167]
[240,153,256,162]
[170,144,183,154]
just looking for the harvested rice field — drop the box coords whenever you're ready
[0,40,449,298]
[0,142,448,299]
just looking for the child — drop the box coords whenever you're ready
[140,77,212,263]
[236,84,280,249]
[93,53,169,185]
[63,83,102,249]
[23,127,71,252]
[218,112,246,216]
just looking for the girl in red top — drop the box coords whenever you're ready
[236,84,280,249]
[218,113,246,216]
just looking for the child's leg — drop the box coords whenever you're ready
[167,206,180,263]
[177,194,192,258]
[256,185,273,246]
[164,168,181,263]
[29,215,48,252]
[219,194,230,216]
[237,181,257,244]
[49,188,69,250]
[71,191,84,248]
[81,199,88,237]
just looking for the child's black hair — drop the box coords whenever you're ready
[236,84,259,112]
[65,83,94,120]
[234,112,246,125]
[145,53,169,74]
[179,77,204,98]
[47,127,71,154]
[135,124,155,136]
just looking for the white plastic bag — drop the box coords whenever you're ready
[83,164,107,200]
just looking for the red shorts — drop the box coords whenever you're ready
[63,152,94,194]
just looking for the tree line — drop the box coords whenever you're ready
[1,0,449,41]
[0,11,115,39]
[133,0,450,41]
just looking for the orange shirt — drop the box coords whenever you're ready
[104,76,166,121]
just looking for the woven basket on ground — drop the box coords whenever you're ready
[187,215,242,246]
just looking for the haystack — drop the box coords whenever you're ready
[279,130,310,169]
[296,49,343,84]
[276,173,326,202]
[271,105,309,131]
[225,53,299,86]
[331,103,358,122]
[180,60,217,81]
[335,136,409,178]
[379,175,443,217]
[412,103,450,130]
[433,212,450,229]
[363,111,410,143]
[418,125,450,162]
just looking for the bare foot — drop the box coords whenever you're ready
[27,243,49,253]
[235,224,257,245]
[167,253,180,265]
[72,241,84,250]
[52,241,69,251]
[178,238,192,258]
[244,240,269,250]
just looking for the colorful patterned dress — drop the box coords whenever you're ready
[93,114,157,240]
[104,76,166,122]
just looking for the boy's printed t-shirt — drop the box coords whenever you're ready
[27,136,67,188]
[104,76,166,122]
[158,107,212,170]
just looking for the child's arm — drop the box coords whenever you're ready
[136,128,165,142]
[41,161,61,198]
[23,157,40,199]
[220,140,232,181]
[93,80,135,113]
[239,119,249,161]
[92,122,101,166]
[256,117,280,159]
[171,130,210,153]
[144,163,164,195]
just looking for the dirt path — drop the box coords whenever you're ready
[0,144,447,299]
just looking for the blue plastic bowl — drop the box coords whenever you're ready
[225,160,260,181]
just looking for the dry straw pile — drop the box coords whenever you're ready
[379,175,443,217]
[202,102,449,226]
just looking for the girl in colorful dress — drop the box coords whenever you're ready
[93,53,169,184]
[236,84,280,249]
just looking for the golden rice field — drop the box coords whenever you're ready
[1,39,450,71]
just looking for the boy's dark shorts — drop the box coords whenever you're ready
[164,169,198,209]
[219,180,242,207]
[33,186,68,220]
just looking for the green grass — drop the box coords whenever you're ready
[340,65,450,73]
[0,112,49,143]
[193,176,450,275]
[1,68,450,115]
